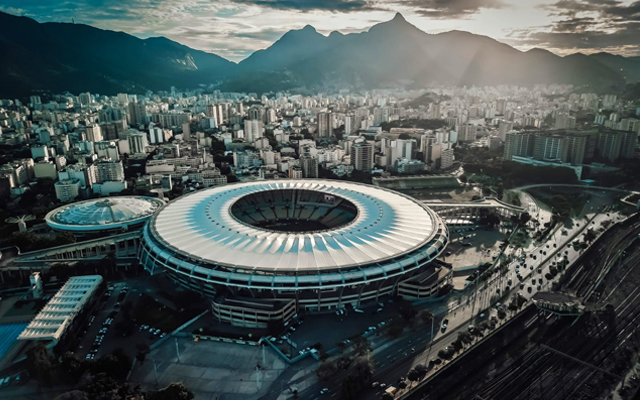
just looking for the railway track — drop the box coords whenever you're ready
[454,223,640,400]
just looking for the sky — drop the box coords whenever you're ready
[1,0,639,62]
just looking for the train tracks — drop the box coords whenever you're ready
[451,219,640,400]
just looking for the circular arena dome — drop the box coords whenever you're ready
[46,196,165,234]
[139,180,449,320]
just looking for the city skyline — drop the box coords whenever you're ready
[1,0,639,62]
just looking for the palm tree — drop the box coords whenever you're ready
[6,215,35,232]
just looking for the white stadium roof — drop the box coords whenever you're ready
[18,275,102,342]
[151,180,439,272]
[45,196,165,232]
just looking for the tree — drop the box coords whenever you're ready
[60,352,85,384]
[407,368,420,387]
[520,212,531,225]
[55,231,77,246]
[352,336,371,356]
[146,382,195,400]
[459,175,468,183]
[317,361,338,380]
[26,342,53,385]
[81,373,120,400]
[382,393,394,400]
[458,331,473,345]
[93,348,131,380]
[352,355,375,382]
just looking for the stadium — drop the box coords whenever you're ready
[139,180,451,328]
[45,196,165,235]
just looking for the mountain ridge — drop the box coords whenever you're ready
[0,11,638,97]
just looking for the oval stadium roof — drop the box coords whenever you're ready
[150,180,440,272]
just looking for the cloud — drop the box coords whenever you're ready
[227,0,376,12]
[398,0,506,18]
[506,0,640,56]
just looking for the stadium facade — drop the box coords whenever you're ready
[139,180,451,328]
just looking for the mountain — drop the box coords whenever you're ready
[1,11,639,97]
[587,52,640,83]
[232,13,633,92]
[0,12,235,97]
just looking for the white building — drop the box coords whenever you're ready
[244,120,264,142]
[55,179,81,202]
[18,275,103,343]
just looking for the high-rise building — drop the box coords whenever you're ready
[425,143,442,170]
[602,94,617,109]
[85,124,103,143]
[533,135,567,161]
[149,125,166,144]
[300,151,319,178]
[395,139,414,160]
[317,112,333,137]
[265,108,277,124]
[351,141,374,172]
[128,101,147,127]
[503,132,536,161]
[95,160,124,183]
[79,92,92,107]
[555,113,576,130]
[244,120,264,143]
[498,120,513,141]
[596,130,636,162]
[288,166,303,179]
[458,124,478,142]
[441,148,454,170]
[564,134,588,165]
[127,131,148,154]
[248,106,264,122]
[182,123,191,140]
[344,115,355,135]
[55,179,81,202]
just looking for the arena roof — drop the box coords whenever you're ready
[18,275,102,342]
[45,196,165,232]
[150,180,440,272]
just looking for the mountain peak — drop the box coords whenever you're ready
[301,24,317,33]
[392,12,406,22]
[368,11,419,36]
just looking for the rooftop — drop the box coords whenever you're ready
[18,275,103,342]
[45,196,165,231]
[150,180,442,272]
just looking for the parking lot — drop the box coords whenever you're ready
[275,302,407,358]
[75,281,170,361]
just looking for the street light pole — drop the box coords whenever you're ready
[175,337,180,363]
